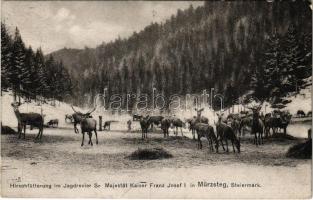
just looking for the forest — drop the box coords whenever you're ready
[2,0,312,111]
[1,23,72,103]
[49,0,311,111]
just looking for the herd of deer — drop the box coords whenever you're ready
[10,101,294,152]
[138,108,240,153]
[137,103,294,153]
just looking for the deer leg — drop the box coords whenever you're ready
[23,125,26,139]
[81,132,85,146]
[208,137,213,151]
[35,128,40,140]
[94,129,98,144]
[231,140,235,152]
[219,139,225,151]
[225,139,229,152]
[192,130,195,140]
[254,133,258,146]
[18,124,22,139]
[198,136,202,149]
[40,127,43,140]
[89,132,93,146]
[74,123,78,134]
[181,127,183,137]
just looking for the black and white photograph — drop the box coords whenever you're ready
[1,0,312,198]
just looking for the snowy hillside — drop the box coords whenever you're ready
[1,91,131,129]
[282,77,312,115]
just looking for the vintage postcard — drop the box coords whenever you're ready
[1,0,312,198]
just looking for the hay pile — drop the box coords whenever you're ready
[1,125,17,135]
[128,147,173,160]
[286,139,312,159]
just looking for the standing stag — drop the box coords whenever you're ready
[11,102,44,140]
[245,103,264,146]
[71,106,98,146]
[71,106,96,133]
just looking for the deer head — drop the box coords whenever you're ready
[11,102,22,113]
[195,108,204,118]
[216,112,224,121]
[243,101,263,120]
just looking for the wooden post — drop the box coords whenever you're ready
[99,116,102,131]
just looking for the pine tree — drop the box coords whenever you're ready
[281,24,303,93]
[1,23,13,91]
[263,32,283,99]
[24,46,36,98]
[34,48,49,97]
[11,27,27,101]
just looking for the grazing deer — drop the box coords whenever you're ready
[103,120,118,130]
[11,102,44,140]
[140,115,151,139]
[71,106,95,134]
[71,106,98,146]
[297,110,306,118]
[245,104,264,146]
[171,117,186,136]
[65,114,74,123]
[148,115,164,130]
[47,119,59,128]
[271,111,292,135]
[216,112,240,153]
[194,123,219,152]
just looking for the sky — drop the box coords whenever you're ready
[2,1,204,54]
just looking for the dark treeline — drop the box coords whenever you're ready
[251,24,312,106]
[1,23,72,103]
[49,0,311,110]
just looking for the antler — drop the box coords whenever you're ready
[86,106,96,115]
[11,102,21,107]
[71,105,79,114]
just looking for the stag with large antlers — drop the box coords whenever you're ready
[71,106,96,133]
[11,102,44,140]
[71,106,98,146]
[244,102,264,146]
